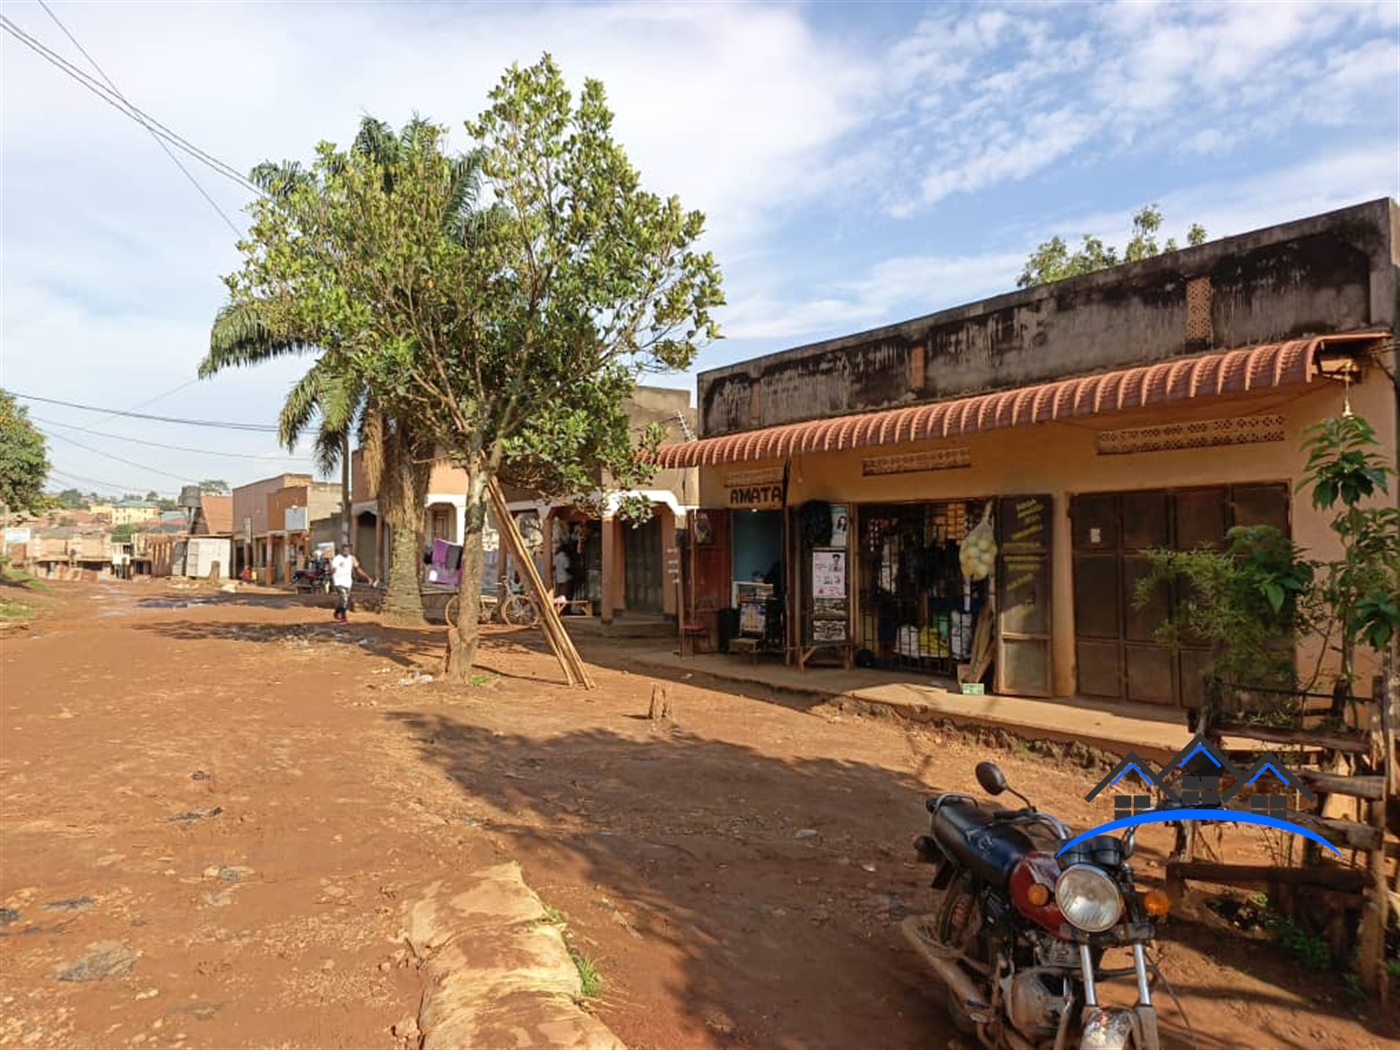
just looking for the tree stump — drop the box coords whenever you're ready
[648,684,672,725]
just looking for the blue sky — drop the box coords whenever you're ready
[3,0,1397,494]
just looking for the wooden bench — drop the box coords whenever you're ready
[797,641,856,672]
[728,636,764,664]
[554,598,593,617]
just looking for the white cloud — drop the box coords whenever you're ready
[2,0,1396,488]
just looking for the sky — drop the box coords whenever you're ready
[3,0,1398,496]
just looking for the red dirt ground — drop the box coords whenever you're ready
[1,580,1394,1049]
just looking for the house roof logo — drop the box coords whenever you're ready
[1059,734,1335,857]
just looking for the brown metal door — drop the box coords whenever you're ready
[1071,484,1290,707]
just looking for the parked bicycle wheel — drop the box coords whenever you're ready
[443,595,461,627]
[500,593,538,627]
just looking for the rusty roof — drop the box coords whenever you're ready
[198,495,234,535]
[656,334,1387,469]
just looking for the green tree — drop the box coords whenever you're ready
[199,479,231,495]
[0,389,50,516]
[204,117,481,624]
[56,488,87,509]
[1018,204,1207,288]
[144,490,160,502]
[224,55,723,679]
[110,523,138,542]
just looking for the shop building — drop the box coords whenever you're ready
[658,198,1399,708]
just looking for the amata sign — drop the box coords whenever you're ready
[727,483,783,510]
[724,467,785,510]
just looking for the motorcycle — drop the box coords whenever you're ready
[902,761,1179,1050]
[292,558,332,594]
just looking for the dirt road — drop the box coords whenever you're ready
[1,582,1393,1049]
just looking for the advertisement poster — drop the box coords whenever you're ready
[811,549,847,599]
[830,505,849,548]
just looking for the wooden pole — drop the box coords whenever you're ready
[486,481,594,689]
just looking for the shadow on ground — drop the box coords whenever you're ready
[379,708,1388,1049]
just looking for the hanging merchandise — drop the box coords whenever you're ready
[959,502,997,580]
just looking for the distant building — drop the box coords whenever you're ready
[230,474,343,584]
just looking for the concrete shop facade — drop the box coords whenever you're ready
[660,198,1399,708]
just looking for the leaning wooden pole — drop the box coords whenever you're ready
[487,481,595,690]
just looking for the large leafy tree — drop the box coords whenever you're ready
[1018,204,1207,288]
[224,55,724,679]
[203,117,475,624]
[0,389,50,517]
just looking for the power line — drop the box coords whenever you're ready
[41,428,194,483]
[31,415,313,462]
[48,466,158,496]
[124,377,203,413]
[35,0,242,237]
[0,14,263,197]
[11,391,279,432]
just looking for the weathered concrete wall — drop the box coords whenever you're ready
[701,198,1399,436]
[233,474,311,539]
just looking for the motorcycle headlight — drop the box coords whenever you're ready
[1055,864,1123,933]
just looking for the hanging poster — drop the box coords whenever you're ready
[812,549,847,600]
[830,505,849,549]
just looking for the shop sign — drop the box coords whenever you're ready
[4,527,31,546]
[727,483,783,509]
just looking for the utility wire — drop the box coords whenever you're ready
[124,377,204,413]
[11,391,279,432]
[48,466,159,496]
[41,428,195,483]
[31,415,313,462]
[35,0,243,236]
[0,14,264,197]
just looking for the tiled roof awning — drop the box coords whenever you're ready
[656,333,1386,469]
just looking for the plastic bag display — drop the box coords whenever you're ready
[958,503,997,580]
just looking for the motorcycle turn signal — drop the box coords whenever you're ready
[1143,888,1171,917]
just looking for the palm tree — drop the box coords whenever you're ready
[202,116,484,624]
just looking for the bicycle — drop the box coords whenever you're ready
[443,593,490,626]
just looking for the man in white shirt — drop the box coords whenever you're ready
[330,544,371,623]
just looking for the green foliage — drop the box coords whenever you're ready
[1268,912,1333,972]
[569,949,602,998]
[223,55,724,671]
[199,479,231,495]
[1133,525,1317,693]
[110,523,138,542]
[1299,414,1400,677]
[55,488,87,509]
[0,389,50,515]
[1017,204,1207,288]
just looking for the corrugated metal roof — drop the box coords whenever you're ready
[655,333,1386,469]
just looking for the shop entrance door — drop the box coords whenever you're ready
[1071,484,1289,708]
[623,517,664,613]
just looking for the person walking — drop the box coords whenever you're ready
[330,544,372,623]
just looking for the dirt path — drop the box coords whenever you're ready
[2,582,1394,1049]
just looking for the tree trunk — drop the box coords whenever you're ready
[339,432,352,547]
[381,521,424,625]
[377,442,431,626]
[445,471,489,680]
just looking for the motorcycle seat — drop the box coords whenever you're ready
[930,800,1032,889]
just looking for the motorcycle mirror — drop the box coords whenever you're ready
[975,761,1009,796]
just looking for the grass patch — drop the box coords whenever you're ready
[540,904,566,926]
[569,949,602,999]
[467,672,498,687]
[0,598,34,620]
